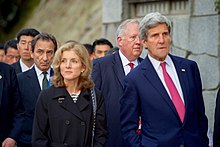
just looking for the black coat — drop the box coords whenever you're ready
[0,62,24,142]
[214,88,220,147]
[32,86,107,147]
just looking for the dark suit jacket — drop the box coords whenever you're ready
[17,67,41,144]
[0,62,24,142]
[17,67,53,144]
[92,51,143,147]
[11,60,22,74]
[32,86,107,147]
[213,88,220,147]
[120,54,209,147]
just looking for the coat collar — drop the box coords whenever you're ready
[51,87,90,120]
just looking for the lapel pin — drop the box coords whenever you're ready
[58,97,65,104]
[181,69,186,72]
[0,75,2,79]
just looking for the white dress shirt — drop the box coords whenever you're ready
[148,54,184,103]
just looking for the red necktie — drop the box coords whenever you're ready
[128,62,134,71]
[161,62,185,123]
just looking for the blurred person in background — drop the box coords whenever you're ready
[0,43,5,62]
[4,39,20,64]
[11,28,40,73]
[213,88,220,147]
[84,43,94,60]
[92,38,113,59]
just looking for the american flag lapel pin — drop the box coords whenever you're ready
[181,69,186,72]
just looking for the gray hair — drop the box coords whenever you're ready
[139,12,172,40]
[116,19,140,38]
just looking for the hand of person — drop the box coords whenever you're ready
[2,138,17,147]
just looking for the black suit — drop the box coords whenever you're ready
[0,62,24,143]
[92,51,143,147]
[214,88,220,147]
[11,61,22,74]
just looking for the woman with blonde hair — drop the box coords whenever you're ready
[32,41,107,147]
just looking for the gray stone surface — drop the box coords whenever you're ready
[193,0,217,15]
[189,15,219,56]
[188,54,220,90]
[170,15,190,51]
[102,0,122,23]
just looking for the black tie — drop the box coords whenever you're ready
[42,72,49,90]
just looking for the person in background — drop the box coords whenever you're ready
[17,33,57,147]
[92,38,113,59]
[92,19,143,147]
[0,62,24,147]
[4,39,20,64]
[120,12,209,147]
[11,28,40,73]
[84,43,94,60]
[0,43,5,62]
[32,41,107,147]
[213,88,220,147]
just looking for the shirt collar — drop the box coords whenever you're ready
[119,50,138,67]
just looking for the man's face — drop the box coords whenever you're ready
[142,23,171,61]
[17,35,34,61]
[32,39,55,71]
[117,22,142,61]
[0,49,5,62]
[94,44,111,59]
[5,47,20,64]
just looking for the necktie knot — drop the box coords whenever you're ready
[128,62,134,71]
[42,72,49,90]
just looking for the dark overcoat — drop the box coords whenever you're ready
[32,86,107,147]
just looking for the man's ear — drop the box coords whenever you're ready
[31,51,34,59]
[141,40,148,48]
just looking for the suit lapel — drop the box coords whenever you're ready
[171,55,189,123]
[27,68,41,97]
[113,52,125,88]
[141,56,180,118]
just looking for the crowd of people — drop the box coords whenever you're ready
[0,12,219,147]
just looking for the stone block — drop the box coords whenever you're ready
[188,54,220,90]
[189,15,219,56]
[102,0,122,23]
[193,0,217,15]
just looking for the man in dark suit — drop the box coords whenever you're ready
[213,88,220,147]
[0,62,24,147]
[17,33,57,147]
[120,12,209,146]
[92,19,143,147]
[11,28,39,74]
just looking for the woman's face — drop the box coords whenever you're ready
[60,50,84,82]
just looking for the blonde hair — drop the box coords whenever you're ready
[51,41,94,90]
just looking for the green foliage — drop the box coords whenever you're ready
[0,0,40,43]
[216,0,220,13]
